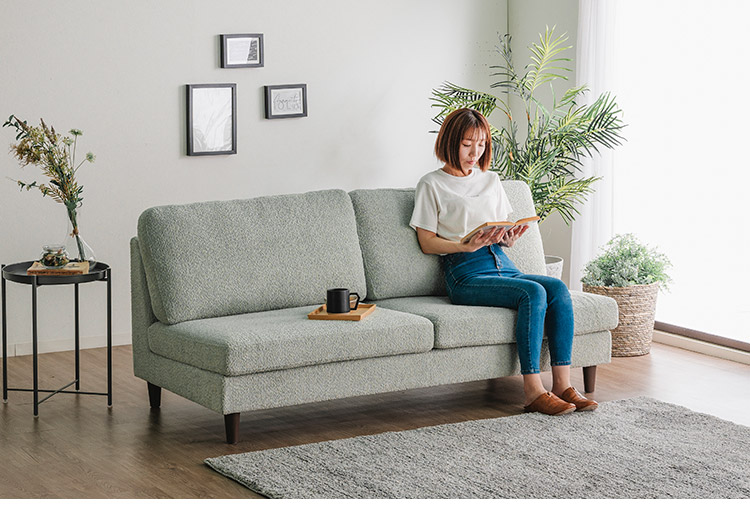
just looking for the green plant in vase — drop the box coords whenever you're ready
[431,26,626,224]
[3,115,96,262]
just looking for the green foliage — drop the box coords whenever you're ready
[431,26,626,224]
[581,234,672,289]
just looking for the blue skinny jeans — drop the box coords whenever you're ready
[443,244,574,375]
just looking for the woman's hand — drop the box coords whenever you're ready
[499,225,528,248]
[465,226,505,252]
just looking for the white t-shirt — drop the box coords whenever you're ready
[409,168,513,244]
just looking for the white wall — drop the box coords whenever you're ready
[0,0,508,355]
[508,0,578,284]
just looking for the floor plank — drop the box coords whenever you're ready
[0,342,748,498]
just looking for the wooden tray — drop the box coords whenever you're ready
[308,303,376,321]
[26,261,90,275]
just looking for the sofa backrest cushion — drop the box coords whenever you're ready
[349,181,546,301]
[501,180,547,276]
[138,189,367,325]
[349,188,447,301]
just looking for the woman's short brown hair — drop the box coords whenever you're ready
[434,108,493,172]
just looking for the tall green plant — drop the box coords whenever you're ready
[431,26,625,224]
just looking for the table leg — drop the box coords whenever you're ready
[75,283,80,391]
[2,265,7,403]
[106,268,112,407]
[32,276,38,417]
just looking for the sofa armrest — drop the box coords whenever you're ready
[130,237,158,378]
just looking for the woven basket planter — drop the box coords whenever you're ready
[582,282,660,357]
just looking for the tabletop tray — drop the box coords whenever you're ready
[308,303,376,321]
[27,261,90,275]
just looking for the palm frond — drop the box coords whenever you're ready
[535,175,601,223]
[430,26,625,223]
[525,26,573,94]
[430,82,506,125]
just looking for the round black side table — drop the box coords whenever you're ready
[1,261,112,415]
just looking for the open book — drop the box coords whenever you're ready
[461,216,540,243]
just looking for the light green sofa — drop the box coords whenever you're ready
[130,182,618,443]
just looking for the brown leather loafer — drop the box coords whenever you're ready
[559,387,598,411]
[523,392,576,416]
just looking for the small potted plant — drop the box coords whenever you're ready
[581,234,672,357]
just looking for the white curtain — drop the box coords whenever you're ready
[569,0,618,290]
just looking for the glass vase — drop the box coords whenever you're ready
[40,245,70,267]
[64,209,96,263]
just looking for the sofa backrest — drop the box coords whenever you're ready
[501,180,547,275]
[349,181,546,301]
[349,188,447,301]
[137,189,367,325]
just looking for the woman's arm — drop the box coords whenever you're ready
[416,227,505,255]
[416,225,529,255]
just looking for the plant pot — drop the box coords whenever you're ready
[582,282,659,357]
[545,255,564,280]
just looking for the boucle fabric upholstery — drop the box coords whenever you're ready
[137,189,367,325]
[492,181,546,276]
[349,188,446,300]
[130,182,615,425]
[130,238,158,379]
[220,331,610,414]
[349,181,546,302]
[373,296,517,348]
[131,324,610,414]
[374,292,619,349]
[147,305,434,376]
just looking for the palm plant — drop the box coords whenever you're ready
[431,26,625,223]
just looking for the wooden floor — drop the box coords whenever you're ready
[1,342,749,498]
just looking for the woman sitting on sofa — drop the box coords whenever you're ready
[409,108,597,416]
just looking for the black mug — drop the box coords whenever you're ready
[326,288,360,314]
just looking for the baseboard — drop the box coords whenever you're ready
[653,330,750,365]
[4,332,131,357]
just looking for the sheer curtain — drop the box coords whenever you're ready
[569,0,618,290]
[574,0,749,343]
[607,1,749,343]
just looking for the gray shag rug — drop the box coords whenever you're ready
[205,397,750,498]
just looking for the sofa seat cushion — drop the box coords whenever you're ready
[147,305,434,376]
[373,291,618,349]
[569,290,619,335]
[373,296,517,349]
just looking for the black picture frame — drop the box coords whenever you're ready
[221,33,264,68]
[186,83,237,156]
[264,84,308,119]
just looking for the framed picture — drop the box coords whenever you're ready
[264,84,307,119]
[186,83,237,156]
[221,33,264,68]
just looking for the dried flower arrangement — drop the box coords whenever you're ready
[4,115,96,262]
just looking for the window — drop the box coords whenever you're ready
[611,0,750,345]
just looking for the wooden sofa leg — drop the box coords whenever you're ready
[582,366,597,393]
[225,413,240,444]
[147,382,162,409]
